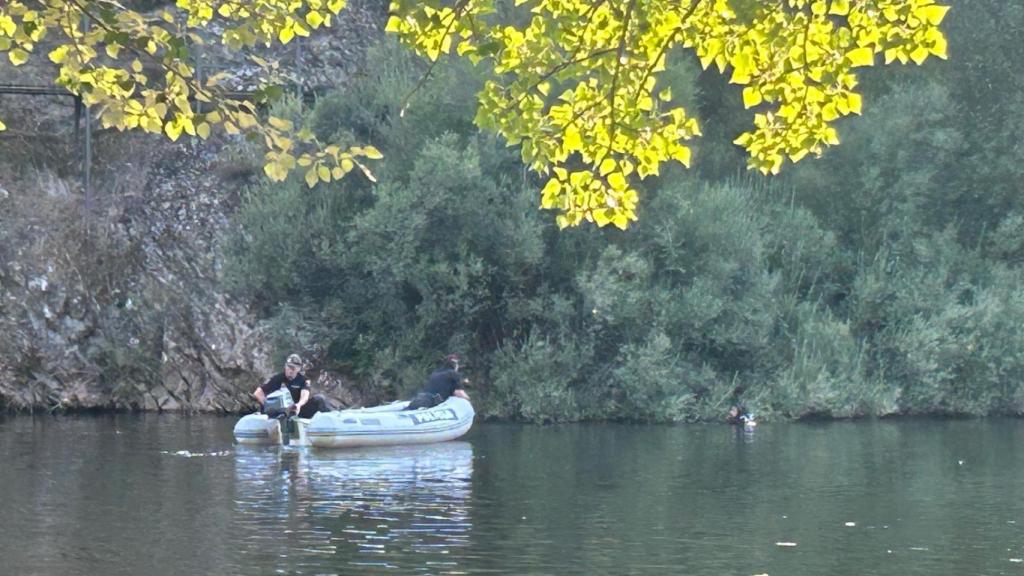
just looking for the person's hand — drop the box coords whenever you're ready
[293,404,303,416]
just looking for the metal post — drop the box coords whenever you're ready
[74,95,82,142]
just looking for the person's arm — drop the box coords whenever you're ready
[253,386,267,406]
[453,373,470,401]
[294,388,310,415]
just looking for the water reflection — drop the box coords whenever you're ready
[232,442,474,574]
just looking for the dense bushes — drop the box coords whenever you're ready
[222,2,1024,423]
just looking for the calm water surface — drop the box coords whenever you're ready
[1,415,1023,575]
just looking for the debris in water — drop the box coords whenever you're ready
[775,542,797,547]
[1010,559,1023,563]
[162,450,232,458]
[909,547,929,552]
[844,522,856,527]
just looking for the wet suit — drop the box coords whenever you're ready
[404,368,464,410]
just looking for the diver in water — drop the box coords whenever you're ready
[727,405,757,428]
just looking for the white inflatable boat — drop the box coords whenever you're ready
[306,396,475,448]
[233,413,312,446]
[233,388,312,446]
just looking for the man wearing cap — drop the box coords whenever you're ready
[403,353,471,410]
[253,353,332,418]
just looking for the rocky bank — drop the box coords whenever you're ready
[0,0,389,413]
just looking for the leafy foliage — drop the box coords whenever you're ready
[387,0,949,228]
[2,0,947,229]
[0,0,380,187]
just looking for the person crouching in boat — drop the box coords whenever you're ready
[253,353,332,418]
[403,353,471,410]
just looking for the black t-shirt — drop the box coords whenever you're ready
[260,372,309,404]
[420,368,464,401]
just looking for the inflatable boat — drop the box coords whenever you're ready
[306,396,475,448]
[233,413,312,446]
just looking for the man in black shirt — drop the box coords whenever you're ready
[253,354,332,418]
[404,353,471,410]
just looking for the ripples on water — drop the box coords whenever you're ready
[232,443,474,575]
[3,415,1024,575]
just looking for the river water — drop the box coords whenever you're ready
[1,414,1023,575]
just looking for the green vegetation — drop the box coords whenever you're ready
[2,0,948,229]
[222,1,1024,422]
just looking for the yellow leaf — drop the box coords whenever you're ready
[563,126,581,151]
[196,122,211,139]
[847,92,862,115]
[847,47,874,67]
[593,208,612,227]
[920,5,950,25]
[742,86,762,108]
[598,158,616,176]
[362,145,383,159]
[105,44,120,59]
[306,11,324,28]
[305,168,319,188]
[279,26,295,44]
[48,46,68,64]
[268,116,294,131]
[671,146,691,167]
[318,165,331,182]
[164,120,182,142]
[910,46,930,65]
[829,0,850,15]
[608,172,627,191]
[930,35,948,59]
[0,119,5,131]
[8,48,29,66]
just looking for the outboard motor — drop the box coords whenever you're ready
[264,388,296,445]
[264,388,294,418]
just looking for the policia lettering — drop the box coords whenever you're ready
[407,409,459,426]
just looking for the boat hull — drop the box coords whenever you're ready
[306,397,474,448]
[233,413,311,446]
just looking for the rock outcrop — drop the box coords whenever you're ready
[0,0,388,412]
